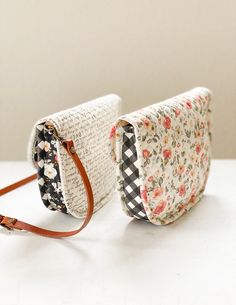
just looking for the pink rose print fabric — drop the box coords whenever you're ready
[110,87,212,225]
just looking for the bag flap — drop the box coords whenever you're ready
[28,94,121,218]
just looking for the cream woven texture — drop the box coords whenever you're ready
[28,94,121,218]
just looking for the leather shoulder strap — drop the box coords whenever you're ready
[0,139,94,238]
[0,174,37,196]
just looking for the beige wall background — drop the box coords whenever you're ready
[0,0,236,160]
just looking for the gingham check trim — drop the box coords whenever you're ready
[122,125,148,220]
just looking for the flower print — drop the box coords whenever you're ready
[44,163,57,179]
[200,152,205,162]
[163,149,172,159]
[153,187,163,198]
[196,95,201,101]
[189,189,196,203]
[140,187,148,203]
[178,184,186,197]
[48,201,58,210]
[195,129,201,138]
[175,108,181,117]
[177,164,185,175]
[178,203,185,211]
[163,116,171,129]
[143,118,152,130]
[54,154,58,162]
[42,193,51,201]
[190,154,195,163]
[153,200,167,215]
[109,125,116,139]
[143,149,151,158]
[163,135,169,145]
[196,144,201,154]
[176,126,181,136]
[200,122,205,129]
[44,141,51,152]
[52,182,62,194]
[186,100,192,109]
[148,176,154,182]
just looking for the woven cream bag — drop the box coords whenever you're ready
[28,94,121,219]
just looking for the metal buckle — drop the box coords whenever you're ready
[44,122,65,144]
[0,216,17,231]
[44,122,75,153]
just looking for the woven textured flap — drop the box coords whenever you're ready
[28,94,121,218]
[111,87,212,225]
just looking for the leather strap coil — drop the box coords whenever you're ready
[0,137,94,238]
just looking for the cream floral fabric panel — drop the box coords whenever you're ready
[110,87,212,225]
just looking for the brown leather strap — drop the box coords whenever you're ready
[0,174,37,196]
[0,139,94,238]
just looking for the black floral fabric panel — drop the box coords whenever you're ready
[34,124,68,214]
[122,125,148,220]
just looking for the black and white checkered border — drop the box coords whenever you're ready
[122,125,148,220]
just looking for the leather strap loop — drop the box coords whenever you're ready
[0,139,94,238]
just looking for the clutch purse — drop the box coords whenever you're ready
[0,94,121,237]
[110,87,212,224]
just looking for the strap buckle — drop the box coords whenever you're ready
[44,122,75,153]
[0,215,17,231]
[44,122,65,144]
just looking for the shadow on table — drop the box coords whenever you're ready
[0,193,223,262]
[120,194,223,250]
[0,211,91,261]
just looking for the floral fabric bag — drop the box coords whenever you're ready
[110,87,212,225]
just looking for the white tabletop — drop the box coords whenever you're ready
[0,160,235,305]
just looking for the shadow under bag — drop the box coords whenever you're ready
[110,87,212,225]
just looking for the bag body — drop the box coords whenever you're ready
[110,87,212,225]
[28,94,121,219]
